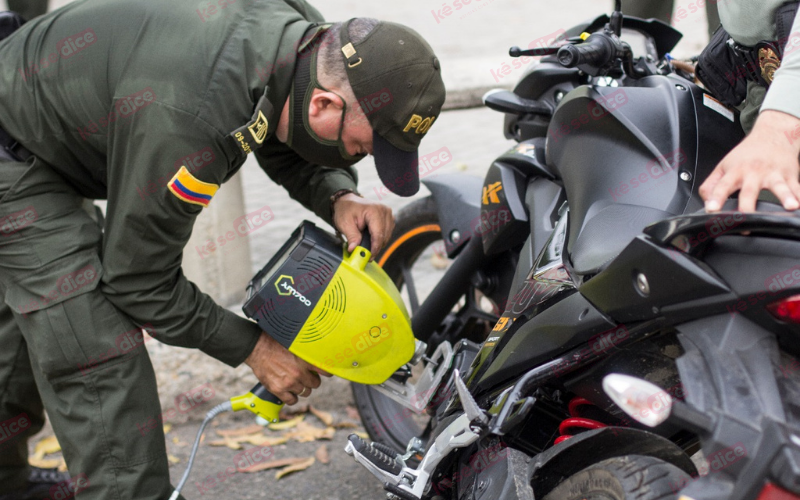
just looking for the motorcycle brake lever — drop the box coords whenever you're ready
[509,45,559,57]
[509,36,585,59]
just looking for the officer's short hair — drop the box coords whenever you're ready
[318,18,379,97]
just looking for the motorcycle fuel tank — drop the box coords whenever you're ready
[546,76,744,274]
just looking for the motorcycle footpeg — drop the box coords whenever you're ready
[347,434,403,476]
[346,414,480,500]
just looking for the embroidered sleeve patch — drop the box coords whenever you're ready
[167,166,219,207]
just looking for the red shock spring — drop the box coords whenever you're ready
[554,397,607,445]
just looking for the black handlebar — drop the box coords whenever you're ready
[556,34,617,69]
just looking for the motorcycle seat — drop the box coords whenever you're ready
[569,203,673,275]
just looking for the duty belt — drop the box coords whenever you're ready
[729,1,799,88]
[0,126,33,162]
[728,39,783,87]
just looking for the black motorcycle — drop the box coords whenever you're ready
[348,3,800,499]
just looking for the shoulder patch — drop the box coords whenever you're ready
[230,90,274,155]
[167,166,219,208]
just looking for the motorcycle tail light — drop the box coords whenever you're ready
[767,295,800,324]
[757,483,800,500]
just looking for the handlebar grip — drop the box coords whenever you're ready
[557,35,615,69]
[230,383,284,423]
[359,229,372,253]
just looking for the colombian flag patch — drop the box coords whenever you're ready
[167,166,219,208]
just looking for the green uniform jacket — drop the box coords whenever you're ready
[718,1,800,129]
[0,0,359,367]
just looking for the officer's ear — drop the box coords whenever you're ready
[308,89,345,118]
[307,89,347,139]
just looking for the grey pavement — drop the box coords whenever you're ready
[167,412,387,500]
[22,0,712,105]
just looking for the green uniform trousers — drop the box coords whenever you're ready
[622,0,721,38]
[0,157,179,499]
[6,0,48,21]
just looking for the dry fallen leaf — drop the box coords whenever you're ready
[354,431,370,440]
[57,458,67,472]
[216,424,264,437]
[163,424,172,434]
[167,455,180,464]
[284,422,335,443]
[431,252,449,270]
[309,406,334,426]
[345,406,361,422]
[275,457,315,479]
[238,457,309,473]
[29,457,62,469]
[33,436,61,459]
[333,422,359,429]
[268,414,304,431]
[280,403,310,418]
[209,434,288,449]
[241,435,289,447]
[315,445,329,464]
[208,438,243,450]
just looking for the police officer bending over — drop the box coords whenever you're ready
[0,1,445,498]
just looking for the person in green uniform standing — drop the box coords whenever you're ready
[622,0,721,38]
[0,0,446,499]
[7,0,48,20]
[698,1,800,213]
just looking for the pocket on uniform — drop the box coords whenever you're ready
[3,249,102,315]
[3,250,142,380]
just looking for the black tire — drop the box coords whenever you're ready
[351,196,444,456]
[542,455,690,500]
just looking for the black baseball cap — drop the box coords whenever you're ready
[340,19,446,197]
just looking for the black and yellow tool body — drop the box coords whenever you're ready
[230,222,416,422]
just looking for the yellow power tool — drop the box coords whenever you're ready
[230,221,418,422]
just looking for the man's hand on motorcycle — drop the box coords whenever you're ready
[700,110,800,213]
[244,332,331,405]
[332,193,394,255]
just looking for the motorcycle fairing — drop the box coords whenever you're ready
[479,159,531,256]
[546,76,744,276]
[421,174,483,258]
[504,61,581,141]
[580,207,800,328]
[644,208,800,250]
[466,291,614,395]
[578,235,732,324]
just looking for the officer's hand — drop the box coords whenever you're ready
[332,193,395,255]
[700,110,800,213]
[244,332,331,405]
